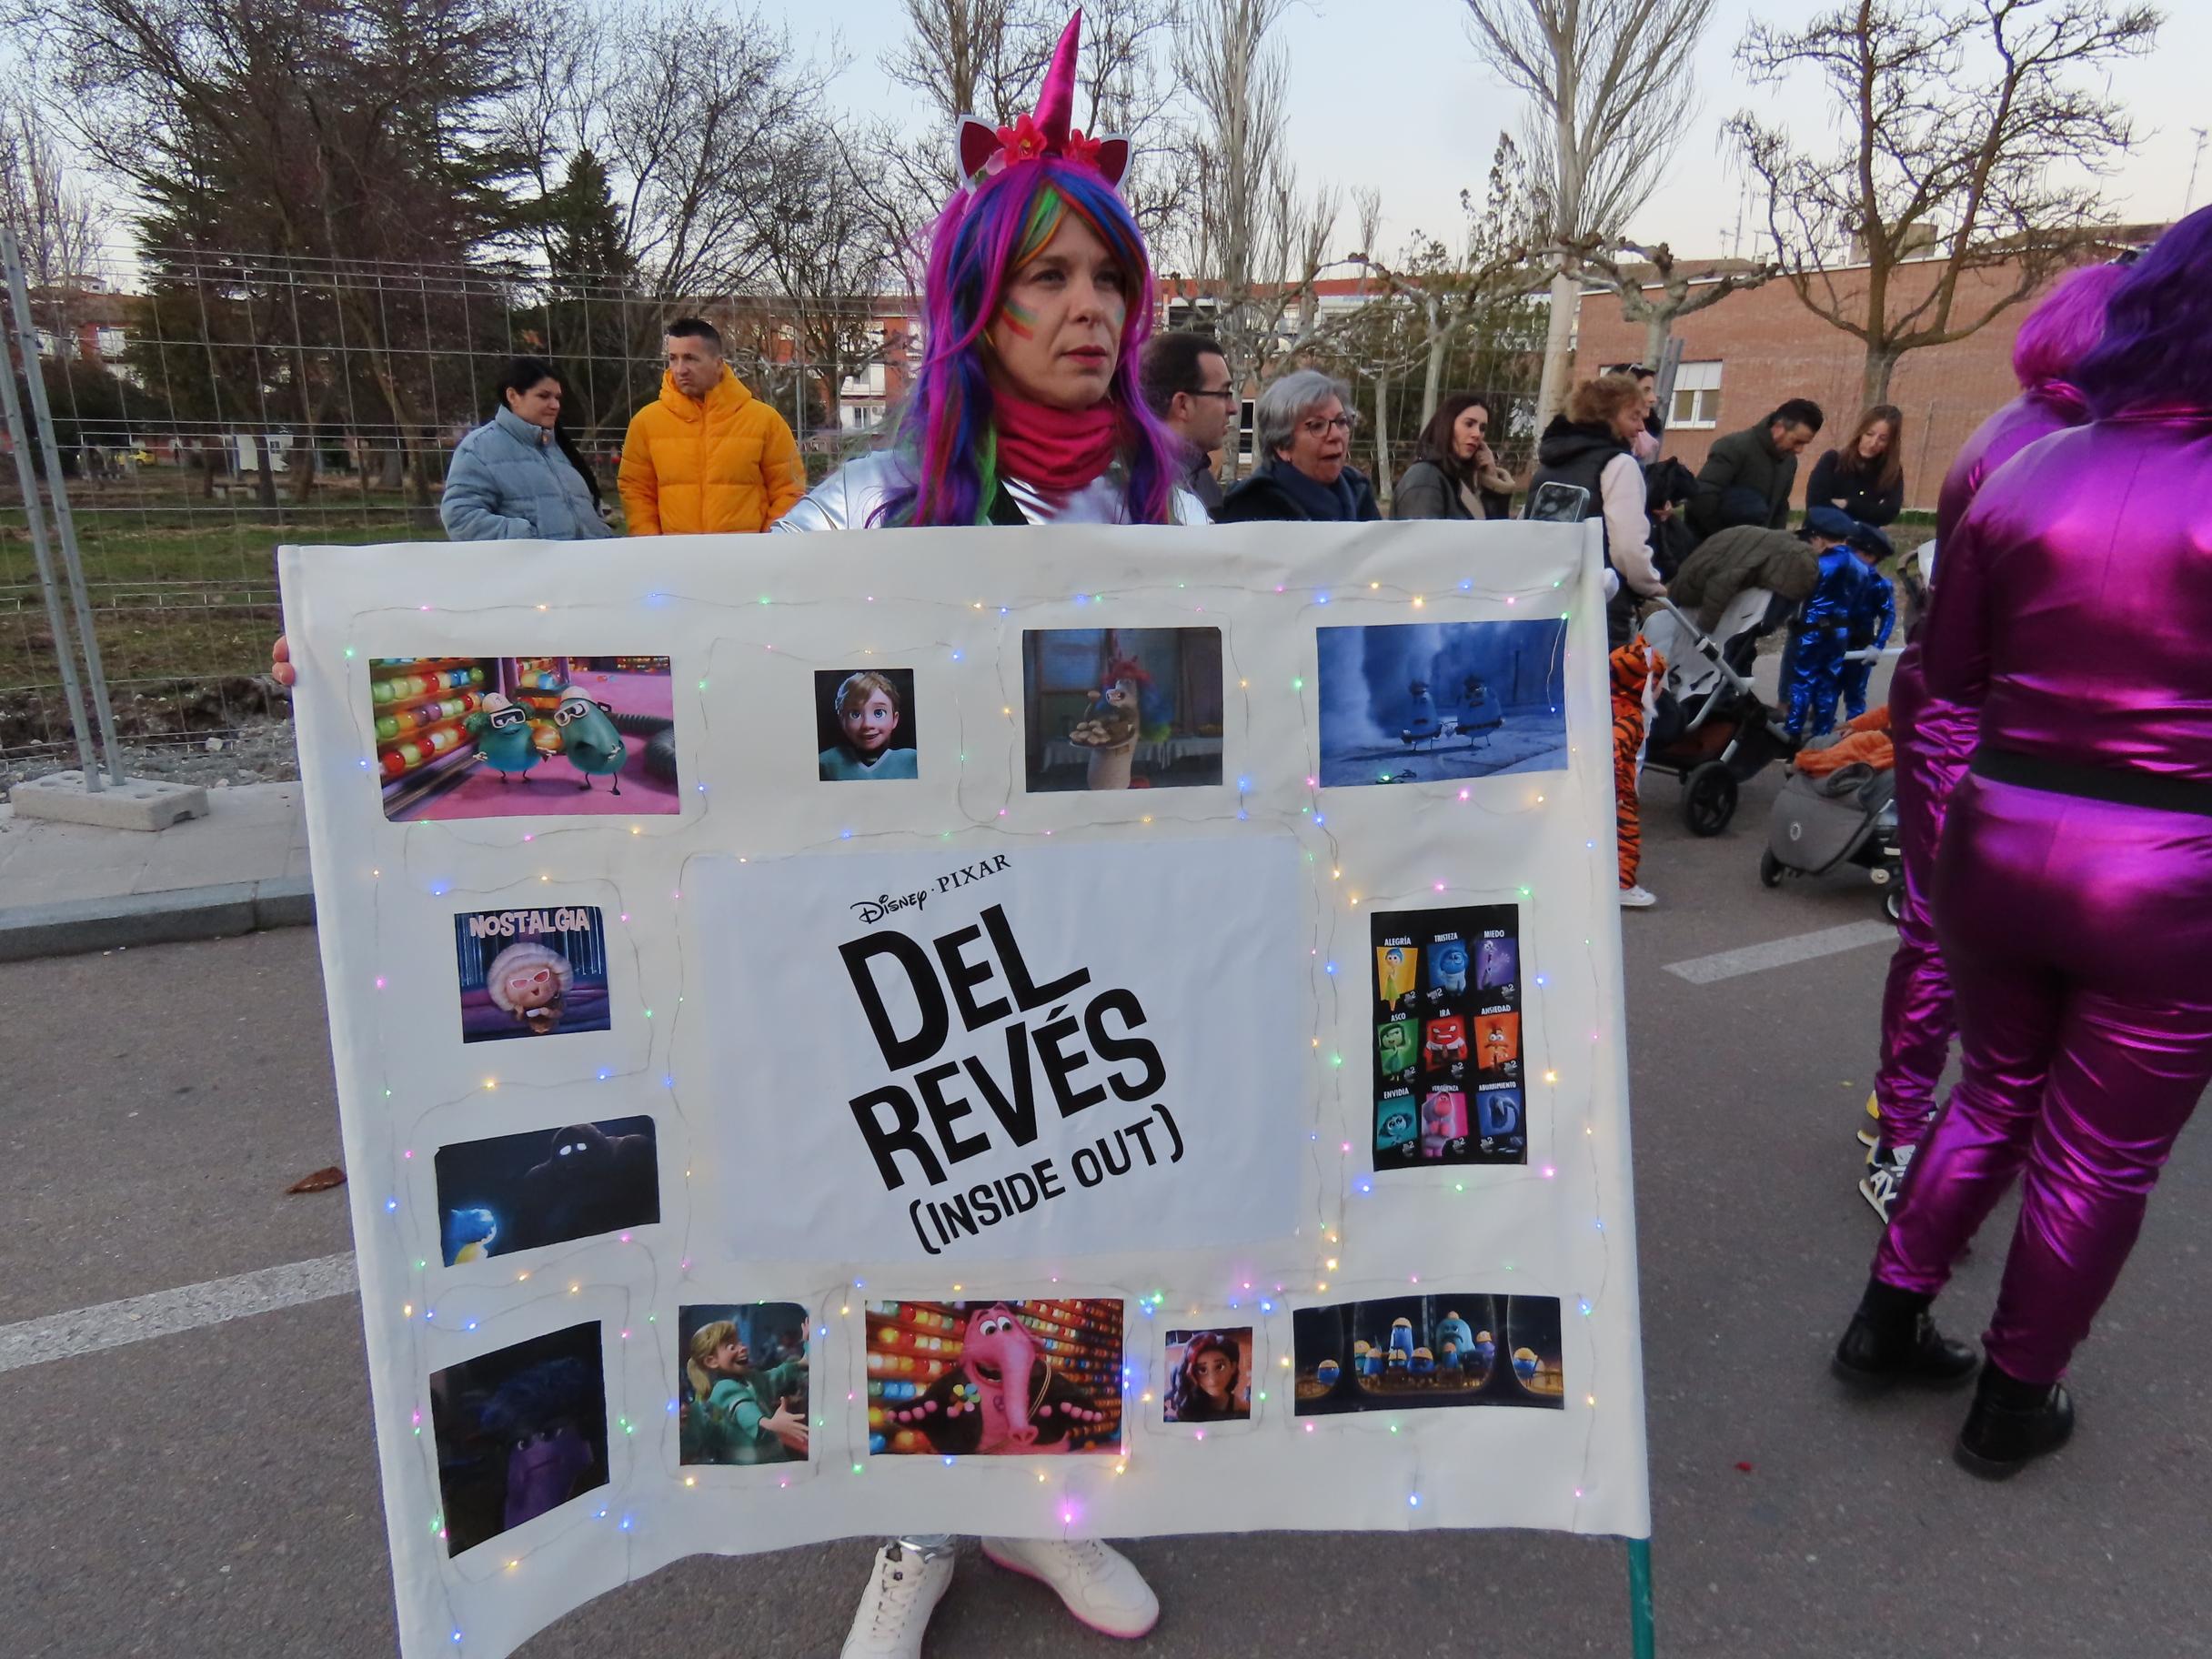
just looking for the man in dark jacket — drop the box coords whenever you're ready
[1688,398,1824,538]
[1668,524,1820,635]
[1139,330,1232,518]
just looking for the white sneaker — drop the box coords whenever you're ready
[840,1542,955,1658]
[1618,884,1657,909]
[1859,1141,1917,1225]
[980,1536,1160,1639]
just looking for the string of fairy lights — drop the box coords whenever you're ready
[313,540,1634,1654]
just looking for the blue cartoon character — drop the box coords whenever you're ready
[1358,1341,1384,1380]
[444,1206,498,1266]
[1475,935,1517,990]
[1375,1103,1417,1154]
[1474,1331,1497,1371]
[1316,1359,1342,1388]
[1429,938,1469,994]
[1434,1311,1476,1368]
[1513,1346,1540,1383]
[1411,1346,1435,1378]
[1401,679,1442,745]
[1377,1018,1418,1078]
[468,692,543,782]
[1478,1087,1523,1142]
[1385,1317,1416,1372]
[552,687,628,793]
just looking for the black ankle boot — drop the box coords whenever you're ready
[1955,1361,2074,1480]
[1831,1277,1979,1390]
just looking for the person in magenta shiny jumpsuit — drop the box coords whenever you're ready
[1840,209,2212,1472]
[1866,264,2127,1161]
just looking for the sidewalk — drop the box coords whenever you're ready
[0,781,314,961]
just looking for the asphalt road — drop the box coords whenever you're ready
[6,729,2210,1658]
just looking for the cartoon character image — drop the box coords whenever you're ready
[1434,1312,1476,1367]
[1315,1358,1342,1388]
[1424,1015,1468,1070]
[551,687,627,792]
[480,1357,598,1532]
[1401,679,1442,745]
[1377,1018,1418,1077]
[1477,1088,1523,1142]
[1411,1346,1435,1378]
[1513,1347,1540,1382]
[1375,1105,1417,1152]
[468,692,543,782]
[1421,1089,1468,1159]
[519,1122,659,1251]
[1066,657,1148,790]
[1385,1317,1416,1369]
[1477,1011,1520,1071]
[485,940,574,1036]
[444,1206,498,1265]
[683,1319,809,1465]
[1473,1331,1497,1370]
[1475,935,1517,990]
[819,670,917,781]
[1165,1332,1246,1423]
[883,1304,1111,1453]
[1429,938,1469,994]
[1358,1341,1385,1379]
[1375,945,1418,1005]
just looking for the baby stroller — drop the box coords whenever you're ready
[1638,589,1800,835]
[1760,752,1905,920]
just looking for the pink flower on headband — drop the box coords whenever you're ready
[994,115,1049,165]
[1063,129,1105,167]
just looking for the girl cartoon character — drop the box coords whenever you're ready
[1375,944,1419,1005]
[485,940,573,1036]
[819,670,918,781]
[1164,1331,1248,1423]
[682,1319,810,1465]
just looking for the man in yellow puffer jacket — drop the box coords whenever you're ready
[618,317,806,535]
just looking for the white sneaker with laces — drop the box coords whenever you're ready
[1859,1141,1917,1225]
[840,1542,955,1659]
[1618,884,1657,909]
[980,1536,1160,1639]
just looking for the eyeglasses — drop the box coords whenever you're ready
[1300,415,1355,437]
[1185,386,1238,402]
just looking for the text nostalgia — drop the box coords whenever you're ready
[839,895,1181,1256]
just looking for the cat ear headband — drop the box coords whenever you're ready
[955,10,1131,194]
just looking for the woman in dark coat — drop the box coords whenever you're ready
[1805,404,1906,527]
[1393,393,1517,520]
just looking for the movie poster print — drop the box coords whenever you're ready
[433,1118,659,1265]
[678,1303,811,1467]
[815,668,920,782]
[371,655,680,820]
[1371,904,1526,1169]
[454,906,611,1042]
[1292,1294,1564,1415]
[866,1299,1124,1456]
[1161,1328,1254,1425]
[429,1322,609,1554]
[1021,627,1224,790]
[1316,621,1568,786]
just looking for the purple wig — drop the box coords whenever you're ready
[879,156,1181,528]
[2076,206,2212,419]
[2009,261,2126,397]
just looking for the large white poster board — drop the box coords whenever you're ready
[282,518,1649,1659]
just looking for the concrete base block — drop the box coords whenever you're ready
[9,771,213,831]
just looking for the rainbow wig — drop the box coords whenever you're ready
[2076,206,2212,420]
[878,156,1181,528]
[2009,261,2126,398]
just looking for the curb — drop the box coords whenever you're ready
[0,875,316,963]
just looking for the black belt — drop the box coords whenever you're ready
[1971,744,2212,819]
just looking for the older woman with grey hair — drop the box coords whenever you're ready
[1217,368,1382,523]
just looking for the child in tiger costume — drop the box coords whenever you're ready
[1611,637,1665,905]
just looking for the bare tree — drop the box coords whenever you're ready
[1730,0,2158,404]
[1463,0,1718,433]
[1569,238,1780,368]
[0,94,104,307]
[1177,0,1342,478]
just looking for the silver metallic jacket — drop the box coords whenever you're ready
[773,451,1209,532]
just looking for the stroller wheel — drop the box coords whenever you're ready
[1760,848,1785,889]
[1684,761,1738,837]
[1885,882,1905,923]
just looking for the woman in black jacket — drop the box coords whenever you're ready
[1805,404,1905,527]
[1393,393,1518,520]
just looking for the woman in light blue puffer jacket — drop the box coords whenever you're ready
[440,357,616,541]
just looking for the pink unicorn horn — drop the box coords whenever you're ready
[1036,11,1083,152]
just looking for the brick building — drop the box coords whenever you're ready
[1568,232,2163,511]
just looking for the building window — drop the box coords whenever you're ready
[1237,397,1257,461]
[1670,360,1723,429]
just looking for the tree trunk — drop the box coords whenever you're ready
[1373,359,1393,510]
[1643,314,1670,377]
[1533,270,1580,436]
[1863,344,1903,406]
[254,437,276,508]
[1420,293,1446,427]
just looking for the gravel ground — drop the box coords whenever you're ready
[0,713,300,791]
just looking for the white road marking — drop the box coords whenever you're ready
[0,1252,357,1374]
[1663,920,1898,986]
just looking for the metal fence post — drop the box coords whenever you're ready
[0,258,101,782]
[1,226,126,787]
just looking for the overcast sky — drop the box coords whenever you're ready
[793,0,2208,259]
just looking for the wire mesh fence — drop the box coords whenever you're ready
[0,246,909,784]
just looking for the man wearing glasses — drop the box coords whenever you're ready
[1139,330,1236,518]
